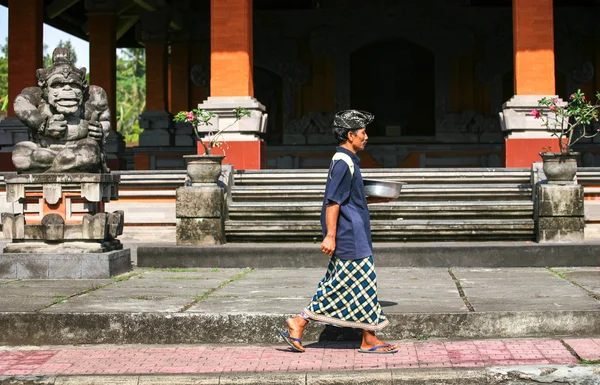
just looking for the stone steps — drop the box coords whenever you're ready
[230,184,534,201]
[227,168,536,242]
[225,219,536,242]
[228,201,534,220]
[232,168,532,186]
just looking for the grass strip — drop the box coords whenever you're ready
[448,268,475,312]
[547,267,600,301]
[179,268,254,312]
[38,270,145,311]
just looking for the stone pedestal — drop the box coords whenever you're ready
[0,117,29,151]
[134,110,196,170]
[1,173,131,278]
[536,184,585,242]
[196,96,268,170]
[175,186,225,245]
[138,110,172,147]
[104,130,127,170]
[500,95,563,168]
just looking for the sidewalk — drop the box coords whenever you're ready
[1,267,600,345]
[1,266,600,383]
[0,338,599,384]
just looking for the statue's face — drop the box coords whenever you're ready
[47,73,84,115]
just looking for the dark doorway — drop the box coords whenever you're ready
[350,39,435,137]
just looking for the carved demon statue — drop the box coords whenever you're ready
[12,47,110,173]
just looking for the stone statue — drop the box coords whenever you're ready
[12,47,110,173]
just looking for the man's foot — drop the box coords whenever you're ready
[285,317,307,352]
[360,330,398,353]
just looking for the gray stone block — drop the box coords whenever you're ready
[0,259,17,278]
[17,259,50,279]
[537,217,585,243]
[49,257,82,279]
[41,213,65,241]
[0,250,130,279]
[176,218,225,245]
[537,184,584,217]
[176,187,224,218]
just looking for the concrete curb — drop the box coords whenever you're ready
[1,365,599,384]
[1,311,600,345]
[137,242,600,268]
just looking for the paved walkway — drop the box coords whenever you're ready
[0,338,599,377]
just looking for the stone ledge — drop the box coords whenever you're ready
[0,310,598,345]
[136,242,600,268]
[0,249,131,279]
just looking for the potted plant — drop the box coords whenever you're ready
[173,107,250,184]
[531,89,600,183]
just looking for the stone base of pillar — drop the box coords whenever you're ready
[196,96,268,170]
[0,117,29,151]
[198,138,266,170]
[175,186,225,245]
[138,110,173,147]
[500,95,562,167]
[536,184,585,243]
[506,138,559,168]
[104,130,127,171]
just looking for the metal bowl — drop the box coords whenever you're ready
[363,179,405,199]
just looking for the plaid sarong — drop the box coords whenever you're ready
[303,256,389,331]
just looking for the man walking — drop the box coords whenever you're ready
[278,109,398,354]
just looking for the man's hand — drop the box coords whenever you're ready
[320,234,336,256]
[46,114,67,139]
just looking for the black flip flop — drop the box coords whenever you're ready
[275,327,304,353]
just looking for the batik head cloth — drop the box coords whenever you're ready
[333,109,374,129]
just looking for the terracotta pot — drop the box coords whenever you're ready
[539,152,579,183]
[183,154,225,185]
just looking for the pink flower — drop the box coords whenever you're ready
[552,99,559,104]
[570,94,575,99]
[531,109,542,119]
[549,105,557,111]
[186,111,195,120]
[583,96,586,101]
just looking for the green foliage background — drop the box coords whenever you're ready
[0,38,146,144]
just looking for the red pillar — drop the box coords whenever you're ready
[204,0,266,170]
[146,44,169,111]
[505,0,559,167]
[169,43,190,113]
[88,10,117,132]
[7,0,43,118]
[210,0,253,97]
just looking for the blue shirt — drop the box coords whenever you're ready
[320,147,373,260]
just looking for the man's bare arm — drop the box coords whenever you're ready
[320,203,340,256]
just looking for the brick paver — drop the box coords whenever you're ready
[564,338,600,361]
[0,338,593,376]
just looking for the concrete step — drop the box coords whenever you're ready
[232,168,532,186]
[230,184,534,201]
[136,242,600,268]
[228,201,534,220]
[224,219,536,241]
[2,266,600,345]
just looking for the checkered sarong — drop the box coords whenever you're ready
[303,256,389,331]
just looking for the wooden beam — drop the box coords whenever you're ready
[118,0,137,14]
[46,0,80,19]
[117,15,139,40]
[132,0,165,11]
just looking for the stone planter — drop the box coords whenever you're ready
[539,152,579,184]
[183,154,225,185]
